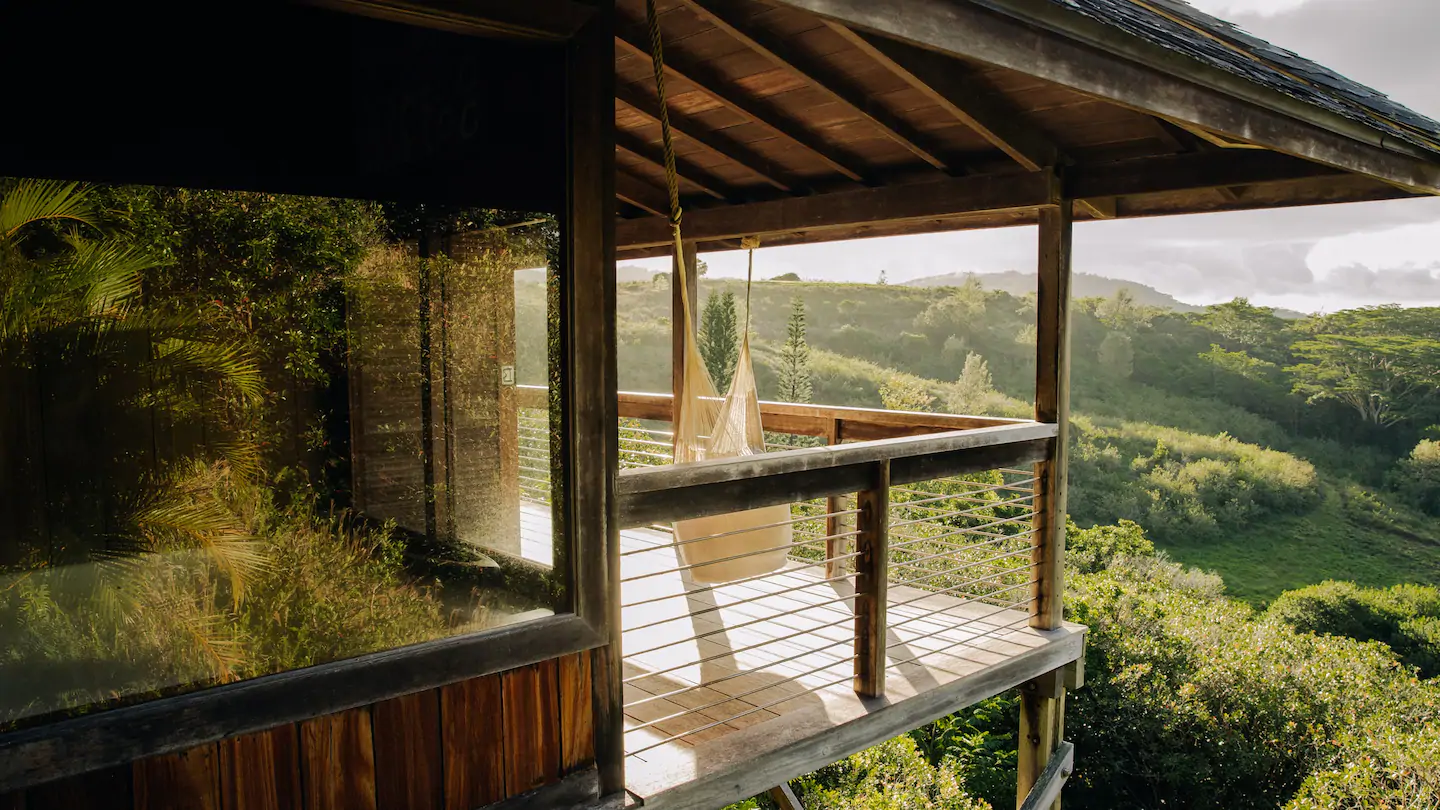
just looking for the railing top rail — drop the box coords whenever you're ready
[515,384,1029,435]
[616,422,1056,528]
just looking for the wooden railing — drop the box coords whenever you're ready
[515,385,1028,442]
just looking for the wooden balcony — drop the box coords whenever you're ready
[515,387,1084,809]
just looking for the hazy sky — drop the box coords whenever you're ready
[631,0,1440,313]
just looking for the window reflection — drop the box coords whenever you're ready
[0,180,562,729]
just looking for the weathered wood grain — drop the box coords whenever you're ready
[439,676,506,810]
[218,726,301,810]
[559,653,597,773]
[1032,203,1072,632]
[853,461,891,698]
[299,708,376,810]
[502,661,563,794]
[134,745,220,810]
[372,691,443,810]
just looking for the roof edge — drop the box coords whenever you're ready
[770,0,1440,194]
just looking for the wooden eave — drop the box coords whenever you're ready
[612,0,1440,258]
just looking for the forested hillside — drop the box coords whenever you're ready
[614,276,1440,603]
[670,274,1440,810]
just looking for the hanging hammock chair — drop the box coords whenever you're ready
[645,2,791,583]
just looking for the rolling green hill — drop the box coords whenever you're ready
[607,278,1440,603]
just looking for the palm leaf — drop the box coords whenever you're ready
[0,180,98,241]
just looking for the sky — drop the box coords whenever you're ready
[630,0,1440,313]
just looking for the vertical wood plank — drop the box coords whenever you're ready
[439,676,506,810]
[564,1,622,797]
[0,790,23,810]
[299,707,376,810]
[25,765,131,810]
[218,725,301,810]
[135,744,220,810]
[502,660,562,795]
[372,690,443,810]
[1032,201,1072,632]
[853,459,891,698]
[1017,682,1067,810]
[824,417,844,579]
[671,239,700,430]
[558,653,596,773]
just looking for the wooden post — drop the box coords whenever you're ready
[671,240,699,429]
[1019,187,1073,809]
[824,418,844,578]
[1032,193,1071,631]
[853,459,890,698]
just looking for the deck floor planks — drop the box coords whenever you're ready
[505,504,1083,804]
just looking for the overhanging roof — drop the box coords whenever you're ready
[612,0,1440,257]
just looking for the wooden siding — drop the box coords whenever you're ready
[1,653,596,810]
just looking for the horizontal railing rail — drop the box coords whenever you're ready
[516,384,1029,441]
[616,422,1056,529]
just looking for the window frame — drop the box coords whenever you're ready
[0,0,616,793]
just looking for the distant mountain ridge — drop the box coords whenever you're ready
[904,270,1205,313]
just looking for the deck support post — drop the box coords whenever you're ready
[671,239,700,428]
[854,459,891,698]
[824,418,845,578]
[1020,187,1073,809]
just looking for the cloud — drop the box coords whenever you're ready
[1184,0,1320,18]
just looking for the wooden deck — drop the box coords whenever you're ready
[514,502,1083,808]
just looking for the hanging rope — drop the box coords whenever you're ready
[644,0,684,232]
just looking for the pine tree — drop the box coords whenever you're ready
[948,351,997,414]
[699,290,739,390]
[777,296,813,405]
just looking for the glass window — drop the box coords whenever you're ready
[0,180,566,730]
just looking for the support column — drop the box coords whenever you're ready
[854,459,890,698]
[824,418,845,578]
[671,240,699,424]
[1019,193,1073,810]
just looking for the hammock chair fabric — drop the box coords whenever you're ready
[643,0,789,582]
[671,249,791,583]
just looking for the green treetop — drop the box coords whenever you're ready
[777,295,813,404]
[699,290,739,391]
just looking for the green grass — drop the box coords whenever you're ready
[1156,482,1440,605]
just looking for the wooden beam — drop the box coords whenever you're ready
[616,130,729,200]
[617,151,1334,249]
[680,0,954,171]
[854,460,891,698]
[769,0,1440,193]
[672,240,699,457]
[618,424,1056,528]
[1019,739,1074,810]
[1076,197,1116,219]
[301,0,594,41]
[1032,203,1071,633]
[767,783,805,810]
[833,26,1059,171]
[618,170,1053,249]
[614,168,670,217]
[615,26,872,183]
[616,82,795,192]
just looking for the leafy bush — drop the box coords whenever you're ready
[1285,723,1440,809]
[1388,439,1440,516]
[795,737,990,810]
[1065,518,1155,574]
[1267,581,1440,678]
[1063,558,1436,810]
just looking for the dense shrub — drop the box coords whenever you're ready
[1068,418,1320,543]
[1267,581,1440,678]
[1388,439,1440,516]
[1063,558,1436,810]
[1065,518,1155,573]
[794,737,990,810]
[1285,724,1440,809]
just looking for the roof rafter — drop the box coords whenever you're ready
[677,0,956,171]
[615,25,871,183]
[616,151,1338,249]
[615,129,729,200]
[615,168,672,218]
[830,24,1060,172]
[616,82,797,192]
